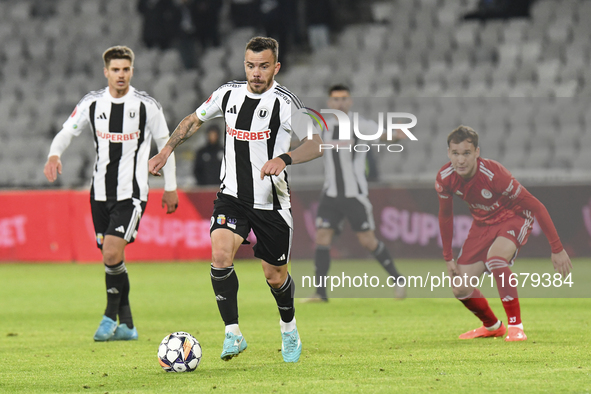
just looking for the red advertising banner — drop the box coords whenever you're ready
[1,186,590,262]
[0,190,74,261]
[0,190,216,262]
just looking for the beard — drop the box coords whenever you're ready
[248,78,271,94]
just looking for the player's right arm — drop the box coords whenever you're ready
[44,102,90,182]
[436,177,457,276]
[149,112,204,176]
[513,187,572,277]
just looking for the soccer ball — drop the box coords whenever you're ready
[157,331,202,372]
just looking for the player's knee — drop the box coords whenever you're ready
[452,285,472,299]
[265,270,287,288]
[360,238,376,251]
[102,247,123,266]
[357,233,377,251]
[211,248,233,268]
[315,229,332,246]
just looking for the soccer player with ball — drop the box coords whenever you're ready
[436,126,572,341]
[149,37,323,362]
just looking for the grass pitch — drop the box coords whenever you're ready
[0,260,590,393]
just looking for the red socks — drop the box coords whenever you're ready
[486,256,522,326]
[458,289,498,328]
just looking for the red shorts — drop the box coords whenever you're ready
[457,215,533,266]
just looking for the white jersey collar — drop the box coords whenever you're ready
[106,86,135,103]
[244,80,277,99]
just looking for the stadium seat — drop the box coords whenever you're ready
[9,2,31,21]
[553,80,579,97]
[370,2,393,23]
[571,149,591,170]
[157,50,184,75]
[531,0,556,25]
[546,23,571,44]
[0,0,585,188]
[536,59,561,85]
[198,69,227,99]
[454,21,479,48]
[520,42,543,66]
[501,20,529,44]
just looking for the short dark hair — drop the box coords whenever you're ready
[245,36,279,63]
[102,46,134,68]
[328,84,350,95]
[447,125,479,148]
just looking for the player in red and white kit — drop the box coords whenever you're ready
[435,126,572,341]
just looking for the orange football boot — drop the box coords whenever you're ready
[505,326,527,342]
[459,322,506,339]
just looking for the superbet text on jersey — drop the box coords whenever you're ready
[195,80,317,210]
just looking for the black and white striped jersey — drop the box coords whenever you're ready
[49,86,176,202]
[196,81,312,210]
[322,113,378,198]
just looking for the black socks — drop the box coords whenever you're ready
[314,246,331,298]
[210,264,239,325]
[372,241,401,279]
[268,274,295,323]
[104,261,133,327]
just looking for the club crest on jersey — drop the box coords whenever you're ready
[226,125,271,141]
[481,189,493,199]
[216,215,226,225]
[96,233,104,246]
[257,107,270,120]
[129,110,136,118]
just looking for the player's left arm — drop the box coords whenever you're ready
[151,107,179,214]
[260,104,324,179]
[260,134,323,179]
[514,188,572,277]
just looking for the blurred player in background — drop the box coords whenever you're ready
[148,37,323,362]
[193,124,224,185]
[436,126,572,341]
[304,84,405,302]
[43,46,179,342]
